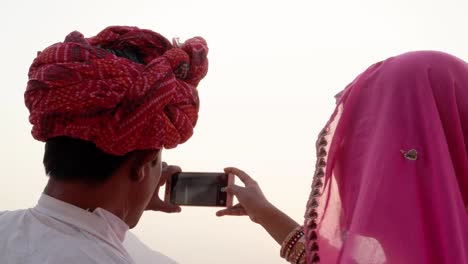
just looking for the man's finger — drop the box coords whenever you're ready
[224,167,256,185]
[163,165,182,176]
[156,202,182,213]
[159,165,182,185]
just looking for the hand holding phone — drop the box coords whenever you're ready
[146,163,182,213]
[164,172,234,207]
[215,167,273,223]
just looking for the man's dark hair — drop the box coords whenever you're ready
[43,136,129,183]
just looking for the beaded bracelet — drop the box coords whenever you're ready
[294,249,307,264]
[280,226,305,259]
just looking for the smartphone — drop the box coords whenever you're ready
[164,172,234,207]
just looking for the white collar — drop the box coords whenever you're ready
[33,194,130,251]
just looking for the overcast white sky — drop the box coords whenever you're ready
[1,0,467,263]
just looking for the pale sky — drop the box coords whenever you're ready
[1,0,467,263]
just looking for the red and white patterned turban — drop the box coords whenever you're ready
[25,26,209,155]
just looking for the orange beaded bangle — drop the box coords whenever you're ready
[280,226,305,259]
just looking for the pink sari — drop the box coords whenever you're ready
[304,51,468,263]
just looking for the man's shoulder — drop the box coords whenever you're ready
[124,232,178,264]
[0,209,97,264]
[0,209,30,230]
[0,209,28,218]
[0,247,117,264]
[0,209,131,264]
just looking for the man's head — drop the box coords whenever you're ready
[43,136,163,227]
[25,26,208,227]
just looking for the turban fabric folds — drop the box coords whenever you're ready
[25,26,208,155]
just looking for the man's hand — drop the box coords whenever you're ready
[145,162,182,213]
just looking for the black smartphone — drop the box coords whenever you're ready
[164,172,234,207]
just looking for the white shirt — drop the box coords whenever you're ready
[0,194,177,264]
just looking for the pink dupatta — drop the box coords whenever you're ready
[304,51,468,263]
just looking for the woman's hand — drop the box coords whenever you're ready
[216,167,300,245]
[216,167,275,224]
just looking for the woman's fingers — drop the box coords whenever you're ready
[216,204,247,217]
[224,167,257,185]
[223,185,244,195]
[217,168,271,224]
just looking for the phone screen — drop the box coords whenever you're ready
[168,172,229,207]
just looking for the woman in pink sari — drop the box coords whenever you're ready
[217,51,468,263]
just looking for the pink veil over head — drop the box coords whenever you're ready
[304,51,468,263]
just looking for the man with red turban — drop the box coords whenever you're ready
[0,26,208,264]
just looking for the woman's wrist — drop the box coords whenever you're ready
[254,202,300,245]
[252,201,278,224]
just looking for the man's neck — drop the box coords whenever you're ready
[44,178,127,221]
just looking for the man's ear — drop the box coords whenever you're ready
[129,150,159,182]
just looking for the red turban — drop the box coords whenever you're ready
[25,26,209,155]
